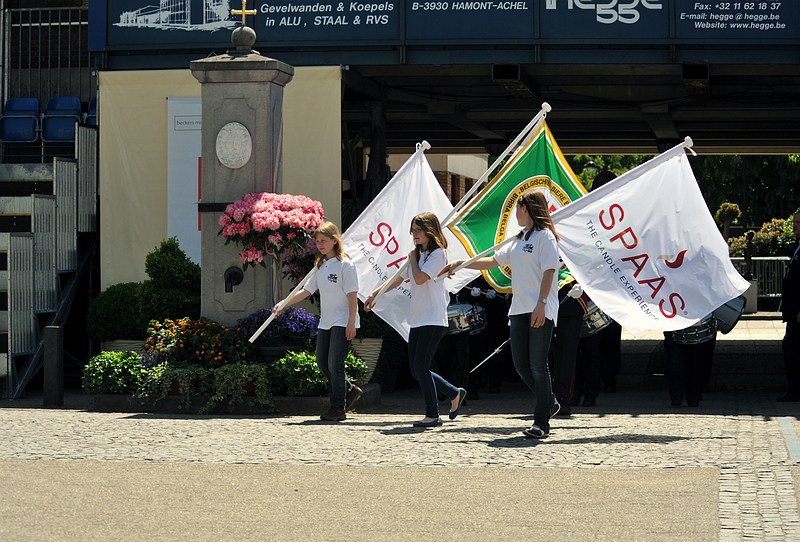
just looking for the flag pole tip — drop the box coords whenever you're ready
[541,102,552,113]
[683,136,694,148]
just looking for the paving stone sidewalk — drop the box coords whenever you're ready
[1,384,799,540]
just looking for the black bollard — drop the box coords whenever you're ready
[43,326,64,407]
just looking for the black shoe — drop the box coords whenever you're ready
[776,394,800,402]
[522,424,549,439]
[413,417,443,428]
[582,397,596,407]
[555,403,571,416]
[449,388,467,420]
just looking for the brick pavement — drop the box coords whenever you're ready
[1,383,799,540]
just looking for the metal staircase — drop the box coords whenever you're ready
[1,125,97,398]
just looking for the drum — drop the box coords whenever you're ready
[579,301,612,338]
[712,294,746,335]
[671,314,717,344]
[445,303,487,336]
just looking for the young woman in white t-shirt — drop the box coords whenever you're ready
[365,212,467,428]
[274,222,361,422]
[441,189,560,439]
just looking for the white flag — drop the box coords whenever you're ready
[342,144,479,341]
[552,144,749,335]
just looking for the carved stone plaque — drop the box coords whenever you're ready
[215,121,252,169]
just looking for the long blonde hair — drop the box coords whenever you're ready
[410,212,448,256]
[516,188,560,242]
[313,221,348,267]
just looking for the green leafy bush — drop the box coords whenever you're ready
[82,351,146,394]
[86,282,147,341]
[139,281,201,323]
[729,216,797,257]
[145,237,201,293]
[201,363,274,413]
[271,350,368,396]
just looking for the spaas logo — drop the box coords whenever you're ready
[522,243,534,253]
[327,273,338,284]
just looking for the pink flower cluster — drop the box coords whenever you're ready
[218,192,325,279]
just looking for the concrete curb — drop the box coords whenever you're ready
[91,383,381,416]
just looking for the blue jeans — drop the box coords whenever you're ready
[509,314,555,429]
[315,327,352,408]
[408,325,458,418]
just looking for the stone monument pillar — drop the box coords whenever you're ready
[190,9,294,326]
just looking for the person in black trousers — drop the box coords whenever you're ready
[777,211,800,402]
[663,325,717,407]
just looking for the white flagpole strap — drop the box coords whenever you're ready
[443,102,551,226]
[434,232,520,283]
[248,267,317,343]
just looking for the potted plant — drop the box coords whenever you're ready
[238,306,319,362]
[86,237,201,351]
[350,307,390,384]
[86,282,148,350]
[218,192,325,300]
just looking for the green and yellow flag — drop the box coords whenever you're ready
[448,120,587,292]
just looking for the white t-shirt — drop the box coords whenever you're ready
[493,228,560,324]
[403,247,449,328]
[304,256,360,330]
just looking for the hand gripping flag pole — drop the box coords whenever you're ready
[249,268,317,343]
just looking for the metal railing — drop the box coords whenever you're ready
[730,257,789,298]
[2,6,92,108]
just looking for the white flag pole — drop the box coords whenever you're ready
[248,268,317,343]
[443,102,551,225]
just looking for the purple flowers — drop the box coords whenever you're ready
[237,307,319,346]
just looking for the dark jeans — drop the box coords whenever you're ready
[551,297,582,404]
[509,314,554,429]
[409,325,458,418]
[664,333,715,405]
[784,320,800,395]
[316,327,353,408]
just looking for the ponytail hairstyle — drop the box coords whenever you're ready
[410,212,448,257]
[516,188,560,242]
[313,221,348,268]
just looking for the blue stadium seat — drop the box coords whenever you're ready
[0,97,40,143]
[85,96,97,127]
[42,96,82,142]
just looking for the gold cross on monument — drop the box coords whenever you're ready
[231,0,256,27]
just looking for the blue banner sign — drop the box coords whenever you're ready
[93,0,800,51]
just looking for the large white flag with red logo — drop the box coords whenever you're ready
[552,143,749,335]
[342,144,479,340]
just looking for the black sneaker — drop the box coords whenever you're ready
[522,424,549,439]
[550,400,561,418]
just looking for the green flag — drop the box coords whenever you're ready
[448,121,586,292]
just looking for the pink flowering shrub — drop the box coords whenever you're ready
[218,193,325,286]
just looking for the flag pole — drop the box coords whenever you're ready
[443,102,551,226]
[248,268,317,343]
